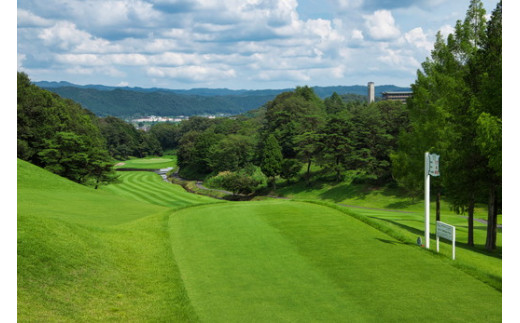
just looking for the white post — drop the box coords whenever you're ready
[452,227,456,260]
[425,152,430,249]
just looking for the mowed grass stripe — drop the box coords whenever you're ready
[169,201,370,322]
[107,172,211,207]
[170,200,501,322]
[123,173,200,205]
[118,172,211,205]
[107,180,192,208]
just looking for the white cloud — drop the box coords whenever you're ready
[351,29,364,41]
[17,54,26,70]
[146,65,236,82]
[38,21,119,53]
[363,10,400,41]
[404,27,433,51]
[335,0,364,10]
[17,9,53,27]
[439,24,455,38]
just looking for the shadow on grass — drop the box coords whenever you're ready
[385,200,420,210]
[369,216,502,260]
[319,183,370,203]
[375,238,405,245]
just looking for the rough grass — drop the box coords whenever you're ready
[17,159,204,321]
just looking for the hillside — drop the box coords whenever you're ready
[17,159,209,321]
[35,82,411,118]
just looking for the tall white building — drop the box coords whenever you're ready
[367,82,375,103]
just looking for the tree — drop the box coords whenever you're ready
[264,87,325,159]
[17,72,114,186]
[294,131,322,185]
[320,112,355,181]
[324,92,346,115]
[150,122,180,151]
[208,135,255,172]
[260,134,283,189]
[391,0,501,249]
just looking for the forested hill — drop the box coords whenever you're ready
[35,82,411,118]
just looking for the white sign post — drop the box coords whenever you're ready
[424,152,440,249]
[436,221,456,260]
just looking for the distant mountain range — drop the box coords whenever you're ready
[35,81,411,118]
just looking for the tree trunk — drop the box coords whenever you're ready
[485,186,497,251]
[467,197,475,247]
[436,192,441,221]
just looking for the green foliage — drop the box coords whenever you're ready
[324,92,346,115]
[97,116,162,159]
[17,72,115,186]
[149,122,179,150]
[260,134,283,182]
[208,134,255,172]
[280,158,301,182]
[213,166,267,195]
[391,0,501,249]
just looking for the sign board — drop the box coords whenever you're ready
[428,154,440,177]
[436,221,454,240]
[436,221,456,260]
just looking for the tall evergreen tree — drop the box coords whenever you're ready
[392,0,501,249]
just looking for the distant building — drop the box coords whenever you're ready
[381,91,413,104]
[367,82,375,103]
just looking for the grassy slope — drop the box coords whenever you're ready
[170,200,501,322]
[17,159,205,321]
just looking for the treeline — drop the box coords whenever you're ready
[17,72,163,187]
[170,86,408,194]
[40,83,405,118]
[391,0,501,250]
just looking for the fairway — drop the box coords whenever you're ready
[170,201,501,322]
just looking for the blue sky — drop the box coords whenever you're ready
[17,0,500,90]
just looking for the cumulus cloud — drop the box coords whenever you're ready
[404,27,433,51]
[18,0,446,88]
[363,10,400,41]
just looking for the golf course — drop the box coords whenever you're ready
[17,158,502,322]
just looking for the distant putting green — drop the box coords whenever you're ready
[115,155,177,169]
[170,200,501,322]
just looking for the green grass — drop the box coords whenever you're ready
[114,155,177,169]
[102,171,217,208]
[170,200,501,322]
[18,158,502,321]
[17,159,209,321]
